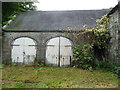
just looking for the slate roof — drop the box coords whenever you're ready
[108,1,120,15]
[4,9,110,31]
[108,4,119,15]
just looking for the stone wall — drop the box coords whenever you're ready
[118,2,120,65]
[109,8,120,65]
[2,31,92,64]
[0,32,2,64]
[0,2,2,64]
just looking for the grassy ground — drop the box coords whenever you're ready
[2,65,119,88]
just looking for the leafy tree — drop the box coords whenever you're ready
[2,2,36,26]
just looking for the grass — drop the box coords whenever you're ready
[2,65,119,88]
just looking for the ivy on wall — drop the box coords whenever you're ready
[92,15,110,49]
[64,14,110,50]
[63,14,112,70]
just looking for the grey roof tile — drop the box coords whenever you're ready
[5,9,110,31]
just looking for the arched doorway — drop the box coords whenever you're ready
[12,37,36,64]
[46,37,72,67]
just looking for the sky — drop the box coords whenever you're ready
[34,0,118,11]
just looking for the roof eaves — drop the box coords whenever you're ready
[2,29,85,33]
[108,4,118,16]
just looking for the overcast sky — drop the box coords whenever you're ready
[34,0,118,11]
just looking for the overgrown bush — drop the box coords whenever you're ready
[72,44,94,70]
[95,61,120,75]
[92,15,110,49]
[72,44,119,75]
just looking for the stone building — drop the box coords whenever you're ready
[108,2,120,65]
[2,9,109,66]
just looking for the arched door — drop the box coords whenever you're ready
[46,37,72,66]
[12,37,36,64]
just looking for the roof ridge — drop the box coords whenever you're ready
[22,9,110,13]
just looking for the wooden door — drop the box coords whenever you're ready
[12,37,36,64]
[46,37,72,66]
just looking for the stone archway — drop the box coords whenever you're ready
[12,37,36,64]
[46,37,72,67]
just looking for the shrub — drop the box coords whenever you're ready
[72,44,94,70]
[95,61,120,74]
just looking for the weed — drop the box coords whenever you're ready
[15,82,24,87]
[35,83,48,88]
[2,66,118,88]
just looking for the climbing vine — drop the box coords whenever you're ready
[82,15,110,62]
[64,14,110,50]
[92,15,110,49]
[63,14,111,69]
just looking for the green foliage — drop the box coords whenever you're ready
[36,83,48,88]
[2,66,118,88]
[95,61,120,74]
[92,15,110,49]
[11,63,17,66]
[33,57,38,65]
[15,82,24,87]
[72,15,117,72]
[63,15,110,50]
[72,15,112,71]
[0,64,4,68]
[38,63,44,67]
[34,58,45,66]
[72,44,94,70]
[81,15,110,49]
[2,58,12,65]
[2,2,36,26]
